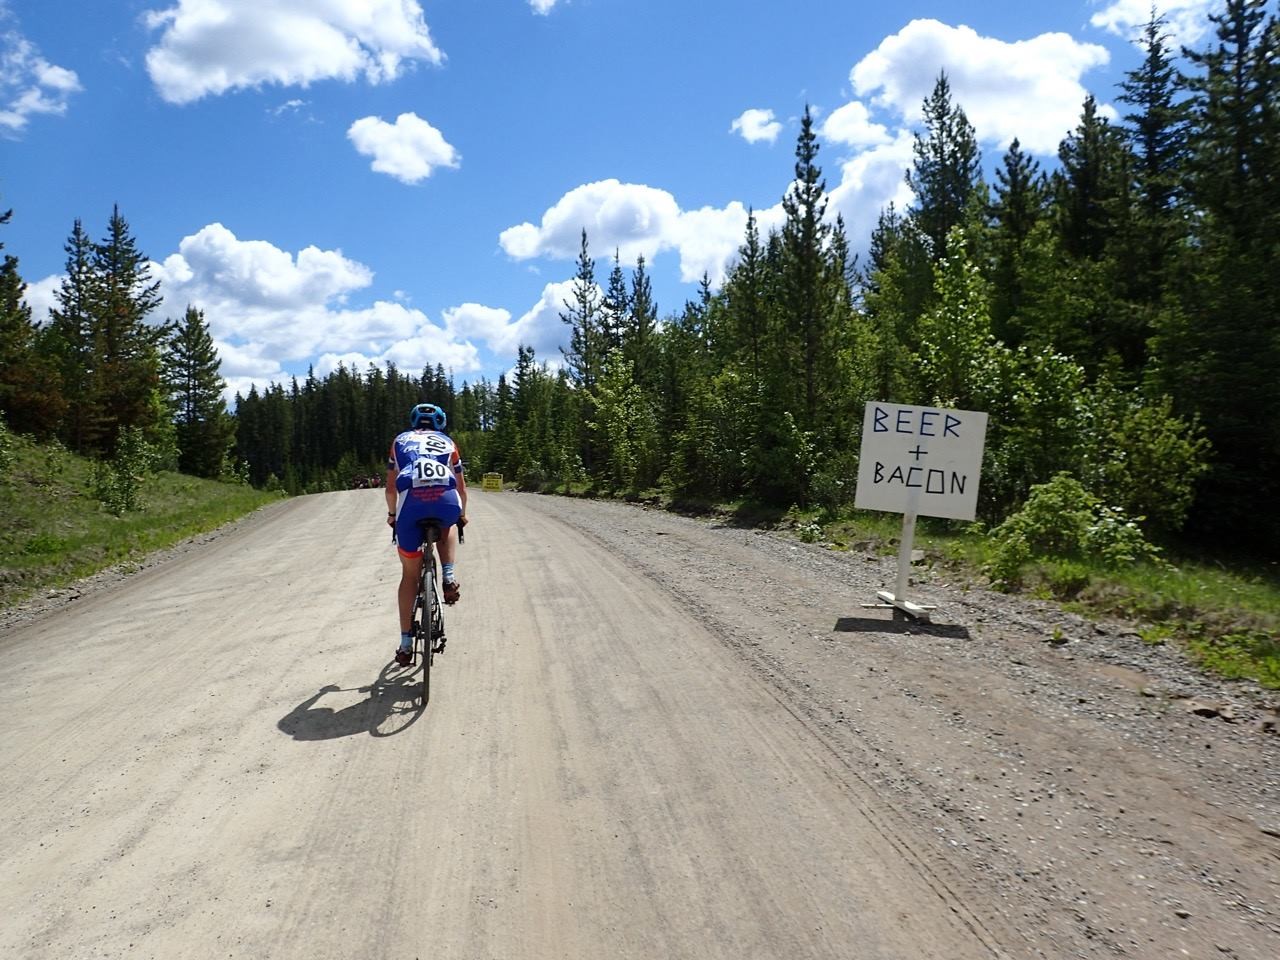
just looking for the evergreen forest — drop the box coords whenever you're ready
[2,2,1277,557]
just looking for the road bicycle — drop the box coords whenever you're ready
[410,518,463,705]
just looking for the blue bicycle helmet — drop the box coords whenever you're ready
[409,403,446,430]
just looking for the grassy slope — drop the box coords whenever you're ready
[0,433,279,609]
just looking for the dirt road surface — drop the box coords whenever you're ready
[2,489,1277,959]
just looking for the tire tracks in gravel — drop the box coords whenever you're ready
[512,492,1280,960]
[517,494,1028,960]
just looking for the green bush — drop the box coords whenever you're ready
[986,472,1164,588]
[1040,558,1092,599]
[516,458,548,490]
[749,411,814,506]
[796,519,823,543]
[1080,377,1211,533]
[92,426,163,515]
[809,449,859,514]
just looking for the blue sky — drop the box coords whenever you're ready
[2,0,1221,398]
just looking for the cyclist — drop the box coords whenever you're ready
[386,403,468,666]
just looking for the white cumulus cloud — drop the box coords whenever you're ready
[499,174,810,286]
[0,17,81,135]
[500,180,683,265]
[327,280,582,383]
[731,108,783,144]
[826,132,917,244]
[348,112,459,184]
[143,0,444,104]
[445,282,575,360]
[529,0,560,14]
[132,223,479,391]
[821,100,891,148]
[672,202,785,284]
[499,178,790,288]
[19,273,61,324]
[850,19,1111,154]
[1090,0,1217,46]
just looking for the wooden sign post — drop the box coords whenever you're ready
[854,402,988,620]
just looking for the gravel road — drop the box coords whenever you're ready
[1,488,1276,959]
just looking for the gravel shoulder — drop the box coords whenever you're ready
[517,492,1280,959]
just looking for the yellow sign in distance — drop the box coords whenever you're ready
[481,473,503,492]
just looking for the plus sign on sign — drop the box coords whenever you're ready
[854,402,989,521]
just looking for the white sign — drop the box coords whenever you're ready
[854,402,988,521]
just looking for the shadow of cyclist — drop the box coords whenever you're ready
[277,661,425,741]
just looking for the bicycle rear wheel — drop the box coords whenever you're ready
[417,559,435,704]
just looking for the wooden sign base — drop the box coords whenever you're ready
[860,512,936,622]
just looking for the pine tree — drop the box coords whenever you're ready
[723,209,769,388]
[860,209,921,404]
[777,105,835,433]
[1053,96,1130,262]
[1116,11,1190,304]
[1183,0,1276,241]
[44,219,97,451]
[1,203,66,436]
[165,305,234,477]
[1048,97,1139,370]
[1156,0,1280,545]
[84,206,167,455]
[559,230,604,474]
[600,251,629,356]
[233,385,261,483]
[988,138,1048,343]
[560,230,603,393]
[907,73,982,261]
[625,254,658,392]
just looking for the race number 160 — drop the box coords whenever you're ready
[412,459,450,485]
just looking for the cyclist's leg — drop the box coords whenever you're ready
[396,551,423,633]
[436,525,456,566]
[393,501,429,637]
[428,497,462,600]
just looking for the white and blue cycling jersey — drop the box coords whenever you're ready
[387,429,463,556]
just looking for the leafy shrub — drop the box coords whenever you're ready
[93,427,161,515]
[1080,376,1211,533]
[222,459,251,485]
[986,472,1164,588]
[808,449,859,514]
[516,458,548,490]
[796,520,823,543]
[1086,503,1165,566]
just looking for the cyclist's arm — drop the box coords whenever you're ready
[456,469,468,523]
[385,446,398,523]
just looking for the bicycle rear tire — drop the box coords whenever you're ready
[418,558,437,704]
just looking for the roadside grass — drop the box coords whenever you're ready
[518,474,1279,690]
[0,431,279,609]
[812,507,1280,689]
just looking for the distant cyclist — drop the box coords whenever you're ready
[386,403,469,666]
